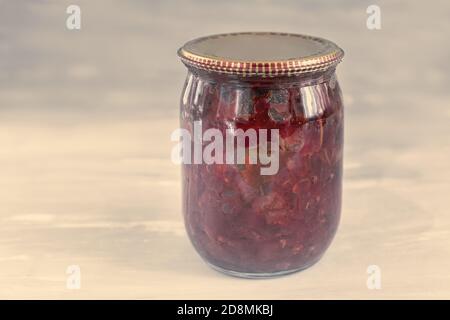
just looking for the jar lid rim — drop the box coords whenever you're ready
[178,32,344,77]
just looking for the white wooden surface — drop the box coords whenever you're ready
[0,0,449,299]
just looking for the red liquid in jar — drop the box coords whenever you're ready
[181,73,344,275]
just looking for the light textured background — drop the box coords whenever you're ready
[0,0,449,299]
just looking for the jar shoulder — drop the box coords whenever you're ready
[180,71,343,125]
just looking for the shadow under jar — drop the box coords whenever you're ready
[177,32,345,278]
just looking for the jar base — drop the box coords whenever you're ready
[205,257,322,279]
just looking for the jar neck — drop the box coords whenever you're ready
[185,65,337,87]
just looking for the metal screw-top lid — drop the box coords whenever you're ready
[178,32,344,77]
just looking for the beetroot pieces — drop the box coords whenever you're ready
[181,71,344,276]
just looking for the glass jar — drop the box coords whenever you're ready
[177,32,344,278]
